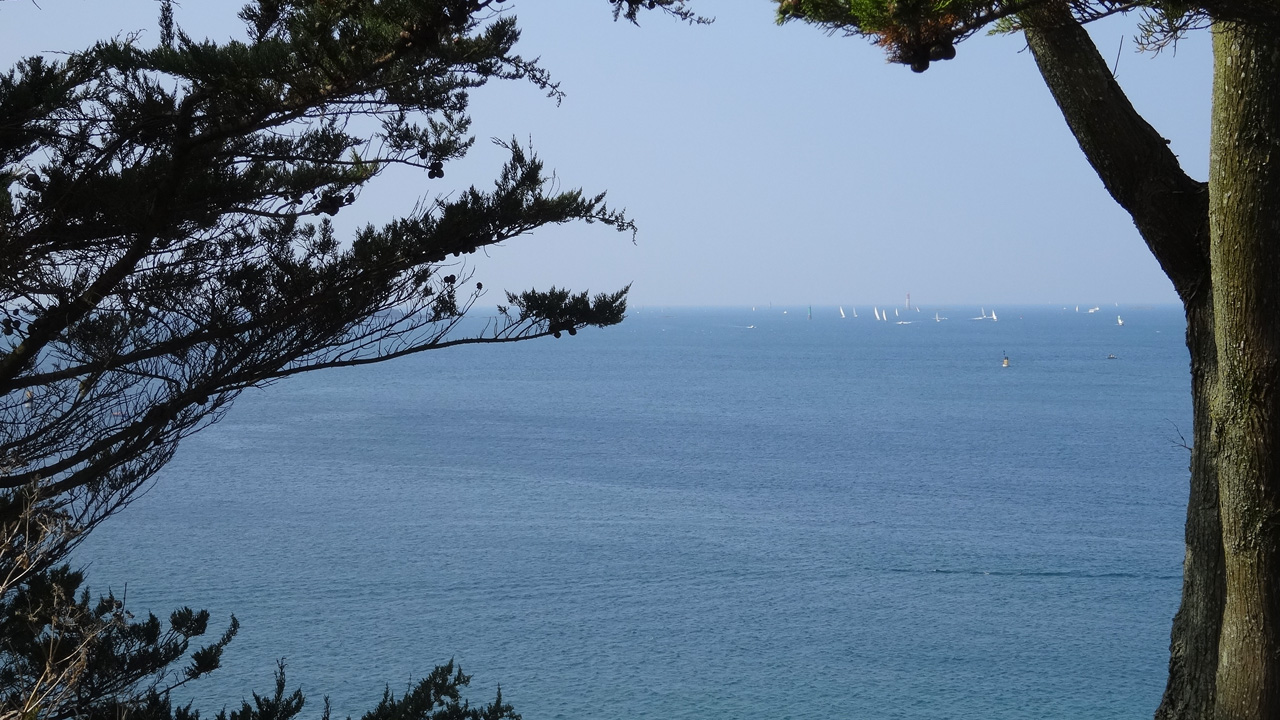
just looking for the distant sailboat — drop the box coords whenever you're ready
[1117,315,1124,326]
[1088,306,1100,313]
[852,307,858,318]
[808,305,813,321]
[894,308,899,317]
[935,312,947,322]
[839,306,846,319]
[874,307,881,321]
[973,307,987,320]
[991,310,998,322]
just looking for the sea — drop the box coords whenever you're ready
[77,305,1192,720]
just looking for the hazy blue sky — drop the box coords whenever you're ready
[3,1,1211,307]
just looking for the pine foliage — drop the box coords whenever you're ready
[1,0,633,553]
[0,1,640,717]
[772,0,1275,69]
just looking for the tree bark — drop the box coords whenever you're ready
[1208,20,1280,720]
[1159,295,1224,720]
[1020,7,1222,719]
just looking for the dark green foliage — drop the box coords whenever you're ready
[502,286,629,339]
[608,0,711,25]
[0,563,237,720]
[357,662,519,720]
[0,2,647,718]
[0,0,635,545]
[772,0,1275,67]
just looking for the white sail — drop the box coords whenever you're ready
[839,306,846,319]
[1117,315,1124,326]
[991,310,998,322]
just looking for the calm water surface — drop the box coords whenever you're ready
[80,306,1191,719]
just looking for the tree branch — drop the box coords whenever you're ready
[1021,2,1210,303]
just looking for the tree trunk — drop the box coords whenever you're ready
[1019,8,1223,718]
[1156,295,1224,720]
[1209,20,1280,720]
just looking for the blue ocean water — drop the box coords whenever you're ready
[78,306,1191,720]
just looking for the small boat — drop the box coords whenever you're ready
[991,310,998,322]
[1107,354,1118,360]
[973,307,987,320]
[896,321,913,325]
[1002,355,1010,368]
[1117,315,1124,326]
[1088,306,1100,313]
[894,308,900,317]
[839,306,846,319]
[874,307,881,321]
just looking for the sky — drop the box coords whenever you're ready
[1,0,1213,307]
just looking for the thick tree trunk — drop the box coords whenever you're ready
[1209,20,1280,720]
[1020,9,1222,717]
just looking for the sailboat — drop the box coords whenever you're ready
[935,312,947,322]
[973,307,987,320]
[874,307,881,321]
[991,310,998,322]
[808,305,813,321]
[894,308,899,317]
[852,307,858,318]
[839,306,846,319]
[1117,315,1124,326]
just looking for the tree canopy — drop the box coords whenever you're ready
[773,0,1272,67]
[0,1,665,717]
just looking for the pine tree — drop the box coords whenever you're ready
[0,1,676,716]
[771,1,1279,718]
